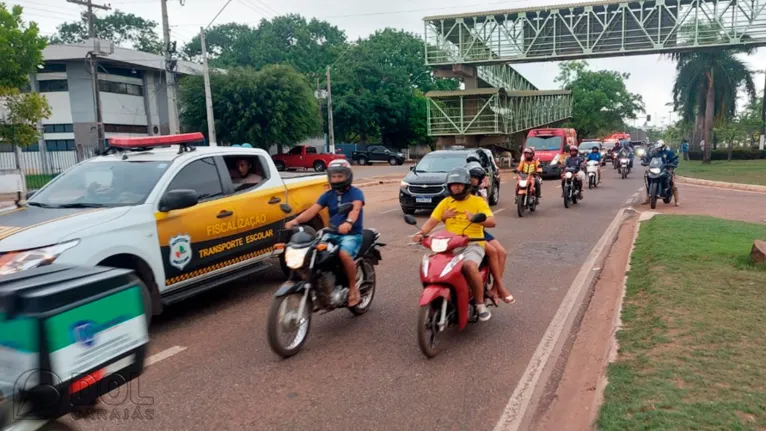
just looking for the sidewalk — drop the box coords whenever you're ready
[534,181,766,431]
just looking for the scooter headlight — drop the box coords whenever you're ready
[565,171,573,179]
[285,247,310,269]
[620,158,629,163]
[430,238,450,253]
[649,167,661,174]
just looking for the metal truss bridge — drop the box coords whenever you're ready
[423,0,766,142]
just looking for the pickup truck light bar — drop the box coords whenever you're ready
[104,132,204,155]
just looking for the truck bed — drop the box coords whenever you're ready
[280,171,325,180]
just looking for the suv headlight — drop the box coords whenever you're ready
[0,239,80,275]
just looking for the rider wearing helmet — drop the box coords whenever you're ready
[412,167,498,321]
[641,140,680,206]
[285,158,365,306]
[560,145,587,199]
[586,146,603,183]
[517,147,542,199]
[465,162,515,306]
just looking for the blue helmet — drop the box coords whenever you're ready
[241,143,253,148]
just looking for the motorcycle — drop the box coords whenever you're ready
[514,172,538,217]
[267,203,385,358]
[644,157,676,209]
[562,166,580,208]
[618,156,631,179]
[586,160,600,189]
[404,213,496,358]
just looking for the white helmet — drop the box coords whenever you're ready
[654,140,665,150]
[328,159,351,169]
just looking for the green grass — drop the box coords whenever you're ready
[676,159,766,186]
[597,215,766,431]
[25,174,57,190]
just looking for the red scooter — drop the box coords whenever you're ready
[404,213,496,358]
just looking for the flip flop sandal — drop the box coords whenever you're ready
[502,295,516,304]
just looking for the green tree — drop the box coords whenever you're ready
[0,4,51,150]
[178,65,319,151]
[50,10,163,54]
[555,60,644,139]
[669,23,757,163]
[181,23,255,65]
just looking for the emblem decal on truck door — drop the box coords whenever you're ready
[169,234,192,270]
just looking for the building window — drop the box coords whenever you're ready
[43,124,74,133]
[45,140,76,151]
[38,63,67,73]
[104,124,148,134]
[98,80,143,96]
[98,65,143,79]
[38,80,69,92]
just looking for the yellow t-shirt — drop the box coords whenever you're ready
[431,195,494,247]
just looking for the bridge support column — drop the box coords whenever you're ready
[433,65,480,89]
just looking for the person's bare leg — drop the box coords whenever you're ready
[489,240,514,302]
[339,251,359,306]
[484,242,501,301]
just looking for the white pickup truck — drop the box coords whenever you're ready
[0,134,330,321]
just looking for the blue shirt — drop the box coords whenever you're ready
[681,142,689,152]
[317,186,365,235]
[586,152,602,162]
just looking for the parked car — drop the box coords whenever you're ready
[0,133,331,322]
[271,145,346,172]
[399,148,500,214]
[352,145,405,165]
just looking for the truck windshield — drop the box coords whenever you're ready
[415,153,469,173]
[526,136,562,151]
[28,161,171,208]
[579,142,601,151]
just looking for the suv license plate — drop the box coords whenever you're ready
[416,196,432,203]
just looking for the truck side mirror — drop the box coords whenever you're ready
[159,189,198,212]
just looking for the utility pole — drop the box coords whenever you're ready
[160,0,180,134]
[200,27,216,146]
[67,0,111,159]
[760,70,765,150]
[325,65,335,152]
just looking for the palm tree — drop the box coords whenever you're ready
[669,26,757,163]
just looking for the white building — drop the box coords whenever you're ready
[0,42,204,178]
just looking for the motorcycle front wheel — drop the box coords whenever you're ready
[563,185,570,208]
[649,182,658,209]
[589,176,594,189]
[267,293,312,358]
[417,299,444,358]
[517,195,525,217]
[622,169,627,179]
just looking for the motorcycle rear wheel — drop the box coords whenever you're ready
[267,293,312,358]
[348,260,376,316]
[417,300,443,358]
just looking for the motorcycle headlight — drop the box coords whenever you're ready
[565,172,573,179]
[518,180,528,188]
[285,247,310,269]
[430,238,450,253]
[620,158,629,163]
[649,168,661,174]
[0,240,80,275]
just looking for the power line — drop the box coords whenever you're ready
[207,0,235,30]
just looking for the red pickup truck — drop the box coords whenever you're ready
[271,145,346,172]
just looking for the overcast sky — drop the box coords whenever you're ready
[18,0,766,130]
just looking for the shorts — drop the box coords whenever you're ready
[455,244,485,265]
[324,233,363,258]
[484,231,495,241]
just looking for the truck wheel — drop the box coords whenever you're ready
[358,156,368,166]
[489,182,500,206]
[389,157,398,165]
[275,161,286,171]
[313,161,326,172]
[402,207,415,215]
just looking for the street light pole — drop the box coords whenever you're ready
[326,65,335,153]
[760,69,765,150]
[200,27,217,146]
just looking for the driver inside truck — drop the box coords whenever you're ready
[230,158,264,190]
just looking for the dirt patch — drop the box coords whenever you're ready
[533,216,638,431]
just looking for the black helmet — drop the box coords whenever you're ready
[466,161,485,181]
[446,167,472,201]
[327,159,353,191]
[591,146,599,151]
[466,154,482,164]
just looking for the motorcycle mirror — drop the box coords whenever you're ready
[280,203,293,214]
[404,214,418,225]
[470,213,487,223]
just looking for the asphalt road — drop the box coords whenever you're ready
[68,166,645,431]
[352,163,413,179]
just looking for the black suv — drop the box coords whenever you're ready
[399,149,500,214]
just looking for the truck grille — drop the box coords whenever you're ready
[408,185,444,195]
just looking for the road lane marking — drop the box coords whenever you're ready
[146,345,187,367]
[381,208,400,214]
[493,207,628,431]
[495,208,506,214]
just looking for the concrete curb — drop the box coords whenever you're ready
[494,201,639,431]
[355,178,402,189]
[676,176,766,193]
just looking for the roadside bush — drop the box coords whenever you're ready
[687,149,766,160]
